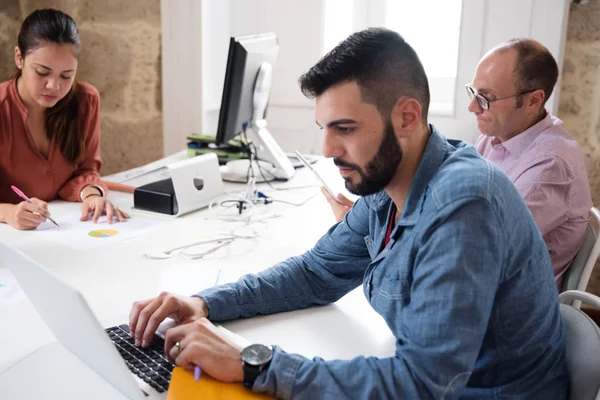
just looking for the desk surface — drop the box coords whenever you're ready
[0,158,395,375]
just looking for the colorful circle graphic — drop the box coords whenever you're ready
[88,229,119,238]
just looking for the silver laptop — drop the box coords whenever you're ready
[0,242,247,399]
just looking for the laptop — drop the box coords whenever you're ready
[0,242,248,399]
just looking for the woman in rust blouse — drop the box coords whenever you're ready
[0,9,129,230]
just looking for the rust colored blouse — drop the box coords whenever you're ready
[0,78,108,204]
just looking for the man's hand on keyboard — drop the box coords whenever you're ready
[129,292,209,347]
[165,318,244,383]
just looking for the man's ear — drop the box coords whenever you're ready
[528,89,545,110]
[391,97,422,137]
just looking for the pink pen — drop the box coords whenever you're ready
[11,185,59,227]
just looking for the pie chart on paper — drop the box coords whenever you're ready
[88,229,119,238]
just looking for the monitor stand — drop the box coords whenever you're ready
[220,159,278,183]
[221,119,295,183]
[220,62,295,183]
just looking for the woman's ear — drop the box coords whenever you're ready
[14,47,23,69]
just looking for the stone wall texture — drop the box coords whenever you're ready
[558,0,600,296]
[0,0,162,175]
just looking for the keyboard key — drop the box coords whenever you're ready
[158,370,171,379]
[145,370,157,378]
[146,361,160,370]
[150,341,164,350]
[156,377,168,386]
[108,322,176,394]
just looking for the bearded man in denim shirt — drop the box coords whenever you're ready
[129,28,568,399]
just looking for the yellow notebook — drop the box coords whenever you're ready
[167,367,274,400]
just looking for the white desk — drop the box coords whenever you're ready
[0,159,395,383]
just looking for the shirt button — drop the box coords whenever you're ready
[367,239,372,246]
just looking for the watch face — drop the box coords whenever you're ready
[241,344,273,366]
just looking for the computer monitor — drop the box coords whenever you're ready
[215,33,295,182]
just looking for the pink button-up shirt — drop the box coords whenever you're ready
[476,113,592,289]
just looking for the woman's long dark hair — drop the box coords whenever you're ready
[16,9,84,166]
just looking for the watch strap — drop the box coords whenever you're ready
[243,363,266,389]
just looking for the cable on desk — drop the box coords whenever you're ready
[269,195,317,207]
[241,126,327,192]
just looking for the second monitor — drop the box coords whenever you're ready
[216,32,295,182]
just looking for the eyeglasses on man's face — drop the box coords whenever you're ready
[465,84,537,111]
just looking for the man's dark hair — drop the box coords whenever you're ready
[493,38,558,108]
[299,28,430,123]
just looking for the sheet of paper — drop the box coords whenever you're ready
[158,266,252,295]
[215,269,251,285]
[32,212,162,250]
[110,167,172,188]
[102,164,165,184]
[158,264,219,295]
[0,268,25,305]
[102,150,187,185]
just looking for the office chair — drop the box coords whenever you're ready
[559,290,600,400]
[562,207,600,304]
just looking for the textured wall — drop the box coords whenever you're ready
[0,0,162,174]
[558,0,600,295]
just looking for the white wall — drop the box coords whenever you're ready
[218,0,325,155]
[162,0,570,156]
[161,0,204,156]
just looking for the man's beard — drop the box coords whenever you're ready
[334,121,403,196]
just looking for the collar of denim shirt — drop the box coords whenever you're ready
[370,124,448,229]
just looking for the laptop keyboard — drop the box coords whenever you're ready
[106,324,174,393]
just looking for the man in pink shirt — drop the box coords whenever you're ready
[468,38,592,289]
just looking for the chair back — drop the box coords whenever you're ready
[562,207,600,296]
[559,291,600,400]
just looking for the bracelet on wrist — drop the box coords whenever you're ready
[83,193,102,200]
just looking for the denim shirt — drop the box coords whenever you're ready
[198,126,568,400]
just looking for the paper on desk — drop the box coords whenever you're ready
[102,150,187,187]
[159,265,219,295]
[102,164,165,184]
[113,167,172,188]
[215,269,251,285]
[32,212,162,250]
[158,266,251,296]
[0,268,25,305]
[102,153,179,184]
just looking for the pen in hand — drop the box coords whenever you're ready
[194,365,202,382]
[10,185,59,227]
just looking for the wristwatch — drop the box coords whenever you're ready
[241,344,273,389]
